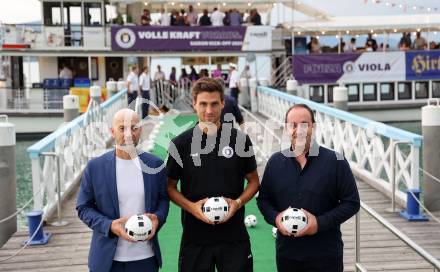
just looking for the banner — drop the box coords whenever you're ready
[293,51,411,84]
[111,26,272,52]
[406,51,440,80]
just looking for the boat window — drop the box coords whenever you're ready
[347,84,360,101]
[432,81,440,98]
[327,85,337,103]
[105,4,117,24]
[415,81,429,99]
[309,85,324,103]
[380,83,394,100]
[84,3,102,26]
[363,83,377,101]
[43,2,62,26]
[397,82,412,100]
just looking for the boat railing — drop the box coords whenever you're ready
[355,201,440,271]
[271,56,292,88]
[256,86,423,205]
[26,89,128,219]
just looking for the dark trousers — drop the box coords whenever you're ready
[276,255,343,272]
[127,91,137,107]
[178,240,253,272]
[140,90,150,119]
[109,257,158,272]
[230,87,239,102]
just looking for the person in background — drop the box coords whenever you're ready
[138,66,151,119]
[159,8,170,26]
[59,64,73,79]
[344,37,357,53]
[186,5,198,26]
[189,65,199,81]
[126,65,139,106]
[199,9,212,26]
[413,31,427,50]
[250,9,262,25]
[212,64,223,78]
[229,9,243,26]
[141,9,151,26]
[211,7,225,26]
[365,33,378,51]
[228,63,240,102]
[169,67,177,86]
[154,65,166,82]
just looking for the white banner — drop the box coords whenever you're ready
[338,51,406,83]
[242,26,272,51]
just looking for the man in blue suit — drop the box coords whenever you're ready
[77,108,169,272]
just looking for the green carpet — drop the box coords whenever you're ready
[151,114,277,271]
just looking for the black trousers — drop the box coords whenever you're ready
[276,255,343,272]
[230,87,239,102]
[108,257,158,272]
[127,91,137,107]
[140,90,150,119]
[178,240,253,272]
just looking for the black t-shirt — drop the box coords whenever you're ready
[166,124,257,244]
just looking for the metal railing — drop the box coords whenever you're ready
[26,89,127,219]
[256,86,423,205]
[271,56,292,88]
[355,201,440,271]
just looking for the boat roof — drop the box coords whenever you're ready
[284,13,440,35]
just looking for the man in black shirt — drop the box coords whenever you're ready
[166,77,259,272]
[257,104,360,272]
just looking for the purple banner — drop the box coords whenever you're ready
[111,26,246,51]
[293,53,361,84]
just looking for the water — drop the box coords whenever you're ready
[14,134,46,229]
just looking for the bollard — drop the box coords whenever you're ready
[422,99,440,211]
[249,78,258,113]
[63,95,79,122]
[333,86,348,111]
[239,78,250,108]
[258,77,269,87]
[399,189,428,221]
[23,210,52,245]
[89,85,102,104]
[0,115,16,247]
[286,79,298,95]
[106,80,117,97]
[117,80,126,92]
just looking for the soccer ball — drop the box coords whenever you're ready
[244,215,257,228]
[272,227,277,238]
[280,208,308,235]
[202,197,229,223]
[125,214,153,241]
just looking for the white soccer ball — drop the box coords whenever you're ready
[125,214,153,241]
[272,227,278,238]
[281,208,308,235]
[244,215,258,228]
[202,197,229,223]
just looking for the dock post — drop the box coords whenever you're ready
[63,95,79,122]
[106,80,117,98]
[23,210,51,245]
[0,115,16,247]
[286,79,298,96]
[90,85,102,104]
[239,78,250,108]
[249,78,258,113]
[333,86,348,111]
[422,99,440,211]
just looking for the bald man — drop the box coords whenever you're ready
[77,109,169,272]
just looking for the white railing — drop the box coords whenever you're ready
[256,86,423,205]
[26,90,128,219]
[154,79,192,111]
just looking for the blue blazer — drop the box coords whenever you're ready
[76,150,169,272]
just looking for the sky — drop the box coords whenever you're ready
[1,0,440,24]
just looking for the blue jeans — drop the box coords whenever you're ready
[109,257,158,272]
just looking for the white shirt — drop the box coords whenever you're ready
[154,71,165,81]
[126,72,139,93]
[113,157,155,262]
[139,72,151,91]
[211,10,225,26]
[59,68,73,79]
[159,13,170,26]
[229,69,240,88]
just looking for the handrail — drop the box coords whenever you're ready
[356,201,440,271]
[27,89,127,159]
[258,86,423,147]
